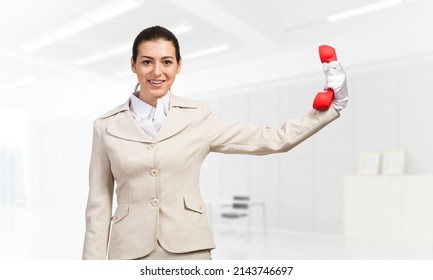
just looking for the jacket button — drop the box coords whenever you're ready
[151,198,159,206]
[148,144,155,150]
[150,169,158,176]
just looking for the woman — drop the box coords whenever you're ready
[82,26,348,260]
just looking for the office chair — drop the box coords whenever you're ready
[220,196,251,241]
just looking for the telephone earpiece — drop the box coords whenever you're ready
[313,45,337,111]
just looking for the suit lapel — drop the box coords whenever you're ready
[154,94,199,142]
[106,99,154,143]
[105,94,199,143]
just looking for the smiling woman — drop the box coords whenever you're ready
[131,39,182,106]
[82,25,348,260]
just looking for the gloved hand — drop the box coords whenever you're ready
[323,61,348,111]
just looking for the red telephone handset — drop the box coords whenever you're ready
[313,45,337,111]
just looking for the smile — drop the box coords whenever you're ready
[147,80,165,89]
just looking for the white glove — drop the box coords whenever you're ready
[323,61,348,111]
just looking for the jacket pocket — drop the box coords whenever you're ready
[184,194,206,214]
[112,205,129,224]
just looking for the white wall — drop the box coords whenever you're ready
[200,53,433,235]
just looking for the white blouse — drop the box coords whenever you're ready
[129,91,170,139]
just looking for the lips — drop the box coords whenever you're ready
[148,79,165,88]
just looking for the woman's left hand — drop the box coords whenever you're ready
[323,61,349,111]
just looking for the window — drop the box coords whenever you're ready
[0,146,25,206]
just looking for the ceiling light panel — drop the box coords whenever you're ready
[86,0,141,23]
[20,0,141,52]
[0,77,37,92]
[183,44,230,60]
[73,43,130,66]
[326,0,403,22]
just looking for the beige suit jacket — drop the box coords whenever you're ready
[82,94,340,259]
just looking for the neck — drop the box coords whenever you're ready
[138,92,161,107]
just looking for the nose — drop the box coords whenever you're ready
[152,62,162,76]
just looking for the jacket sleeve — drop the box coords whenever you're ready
[82,119,114,260]
[201,103,340,155]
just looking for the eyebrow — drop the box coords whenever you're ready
[140,55,175,60]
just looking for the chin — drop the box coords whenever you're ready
[149,90,169,98]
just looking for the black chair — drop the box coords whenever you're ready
[220,196,251,240]
[221,196,250,218]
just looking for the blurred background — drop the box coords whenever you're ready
[1,0,433,259]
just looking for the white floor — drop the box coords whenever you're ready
[1,208,433,260]
[211,224,433,260]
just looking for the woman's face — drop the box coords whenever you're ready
[131,39,182,104]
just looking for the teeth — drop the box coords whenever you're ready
[149,80,163,84]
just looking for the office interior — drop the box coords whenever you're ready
[1,0,433,259]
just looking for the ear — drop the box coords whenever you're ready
[131,57,137,73]
[176,59,182,74]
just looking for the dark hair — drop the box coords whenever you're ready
[132,26,181,63]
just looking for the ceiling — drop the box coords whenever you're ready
[1,0,432,119]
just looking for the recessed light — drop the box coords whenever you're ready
[183,44,230,60]
[326,0,403,22]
